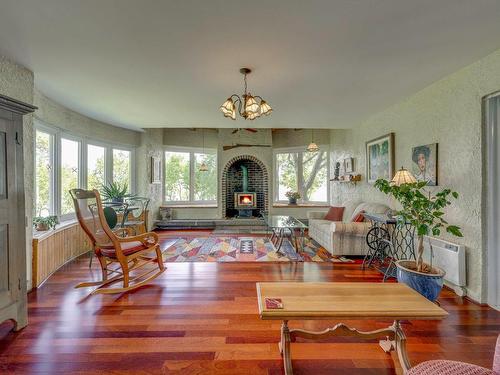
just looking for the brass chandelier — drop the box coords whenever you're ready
[220,68,272,120]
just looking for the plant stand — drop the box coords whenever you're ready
[363,213,416,280]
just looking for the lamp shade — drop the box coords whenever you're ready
[199,162,208,172]
[260,100,272,116]
[220,98,236,119]
[307,142,320,152]
[244,94,260,114]
[391,167,417,186]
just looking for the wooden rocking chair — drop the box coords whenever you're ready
[70,189,165,295]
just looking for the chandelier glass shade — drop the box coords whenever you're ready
[220,68,272,120]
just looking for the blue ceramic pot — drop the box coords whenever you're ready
[395,260,445,302]
[288,198,297,205]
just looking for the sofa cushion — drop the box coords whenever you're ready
[351,202,390,222]
[352,210,365,222]
[324,206,345,221]
[342,200,362,222]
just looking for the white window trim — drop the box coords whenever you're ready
[163,145,218,205]
[273,145,330,204]
[34,120,137,223]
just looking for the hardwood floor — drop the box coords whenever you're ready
[0,231,499,374]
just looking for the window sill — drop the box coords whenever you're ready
[32,219,79,241]
[161,204,218,208]
[273,203,330,208]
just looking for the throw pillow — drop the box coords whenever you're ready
[352,210,365,222]
[324,206,345,221]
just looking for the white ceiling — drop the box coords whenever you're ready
[1,0,500,131]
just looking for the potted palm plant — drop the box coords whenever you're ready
[374,178,462,301]
[101,182,131,203]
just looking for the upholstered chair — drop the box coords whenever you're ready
[407,334,499,375]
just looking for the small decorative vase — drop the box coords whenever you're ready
[288,197,297,205]
[112,197,124,203]
[395,260,445,302]
[35,223,49,231]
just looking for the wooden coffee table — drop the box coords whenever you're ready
[256,282,447,375]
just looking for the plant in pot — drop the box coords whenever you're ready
[101,182,131,203]
[285,191,301,205]
[33,216,59,231]
[374,176,462,302]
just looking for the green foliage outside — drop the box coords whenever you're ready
[277,150,327,201]
[164,151,217,202]
[35,131,51,216]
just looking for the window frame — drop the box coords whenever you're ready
[273,145,330,204]
[163,145,218,206]
[34,120,136,222]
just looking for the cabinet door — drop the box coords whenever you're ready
[0,118,16,311]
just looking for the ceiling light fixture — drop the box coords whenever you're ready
[307,129,319,152]
[220,68,272,120]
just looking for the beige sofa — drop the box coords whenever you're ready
[307,201,390,256]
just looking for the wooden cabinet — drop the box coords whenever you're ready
[0,94,36,331]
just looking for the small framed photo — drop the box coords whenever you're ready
[151,156,161,184]
[344,157,354,173]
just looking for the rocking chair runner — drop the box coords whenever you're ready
[70,189,165,294]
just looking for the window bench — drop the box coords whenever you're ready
[32,220,92,288]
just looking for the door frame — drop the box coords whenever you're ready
[483,90,500,310]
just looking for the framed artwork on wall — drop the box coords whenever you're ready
[344,157,354,173]
[411,143,438,186]
[366,133,395,183]
[151,156,161,184]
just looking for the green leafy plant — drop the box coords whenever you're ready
[374,179,463,273]
[33,215,59,231]
[100,182,132,202]
[285,191,301,200]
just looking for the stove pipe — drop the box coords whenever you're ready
[240,165,248,192]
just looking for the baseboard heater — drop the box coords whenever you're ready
[422,236,466,296]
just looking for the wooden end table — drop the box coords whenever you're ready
[256,282,447,375]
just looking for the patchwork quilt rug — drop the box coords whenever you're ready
[162,236,355,263]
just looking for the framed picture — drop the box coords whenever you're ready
[151,156,161,184]
[366,133,395,183]
[344,157,354,173]
[411,143,438,186]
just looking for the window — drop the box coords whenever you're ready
[34,122,136,222]
[87,144,106,191]
[275,148,329,203]
[164,148,217,204]
[35,130,54,216]
[113,149,131,190]
[60,138,80,216]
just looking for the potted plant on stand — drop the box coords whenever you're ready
[101,182,132,203]
[285,191,301,205]
[374,175,462,301]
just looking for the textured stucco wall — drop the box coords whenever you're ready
[0,56,35,289]
[136,129,164,227]
[34,90,141,146]
[330,48,500,302]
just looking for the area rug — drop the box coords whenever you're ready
[162,236,355,263]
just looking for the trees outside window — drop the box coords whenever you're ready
[275,148,328,202]
[164,148,217,204]
[35,130,54,216]
[87,144,105,191]
[113,149,131,190]
[60,138,80,215]
[34,123,135,221]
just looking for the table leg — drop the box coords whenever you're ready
[278,321,411,374]
[277,229,285,251]
[279,320,293,375]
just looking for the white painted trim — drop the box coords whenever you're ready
[485,92,500,310]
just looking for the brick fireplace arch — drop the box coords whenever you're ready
[221,155,269,218]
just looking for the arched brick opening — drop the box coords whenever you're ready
[221,155,269,218]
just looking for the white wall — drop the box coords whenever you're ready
[330,48,500,303]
